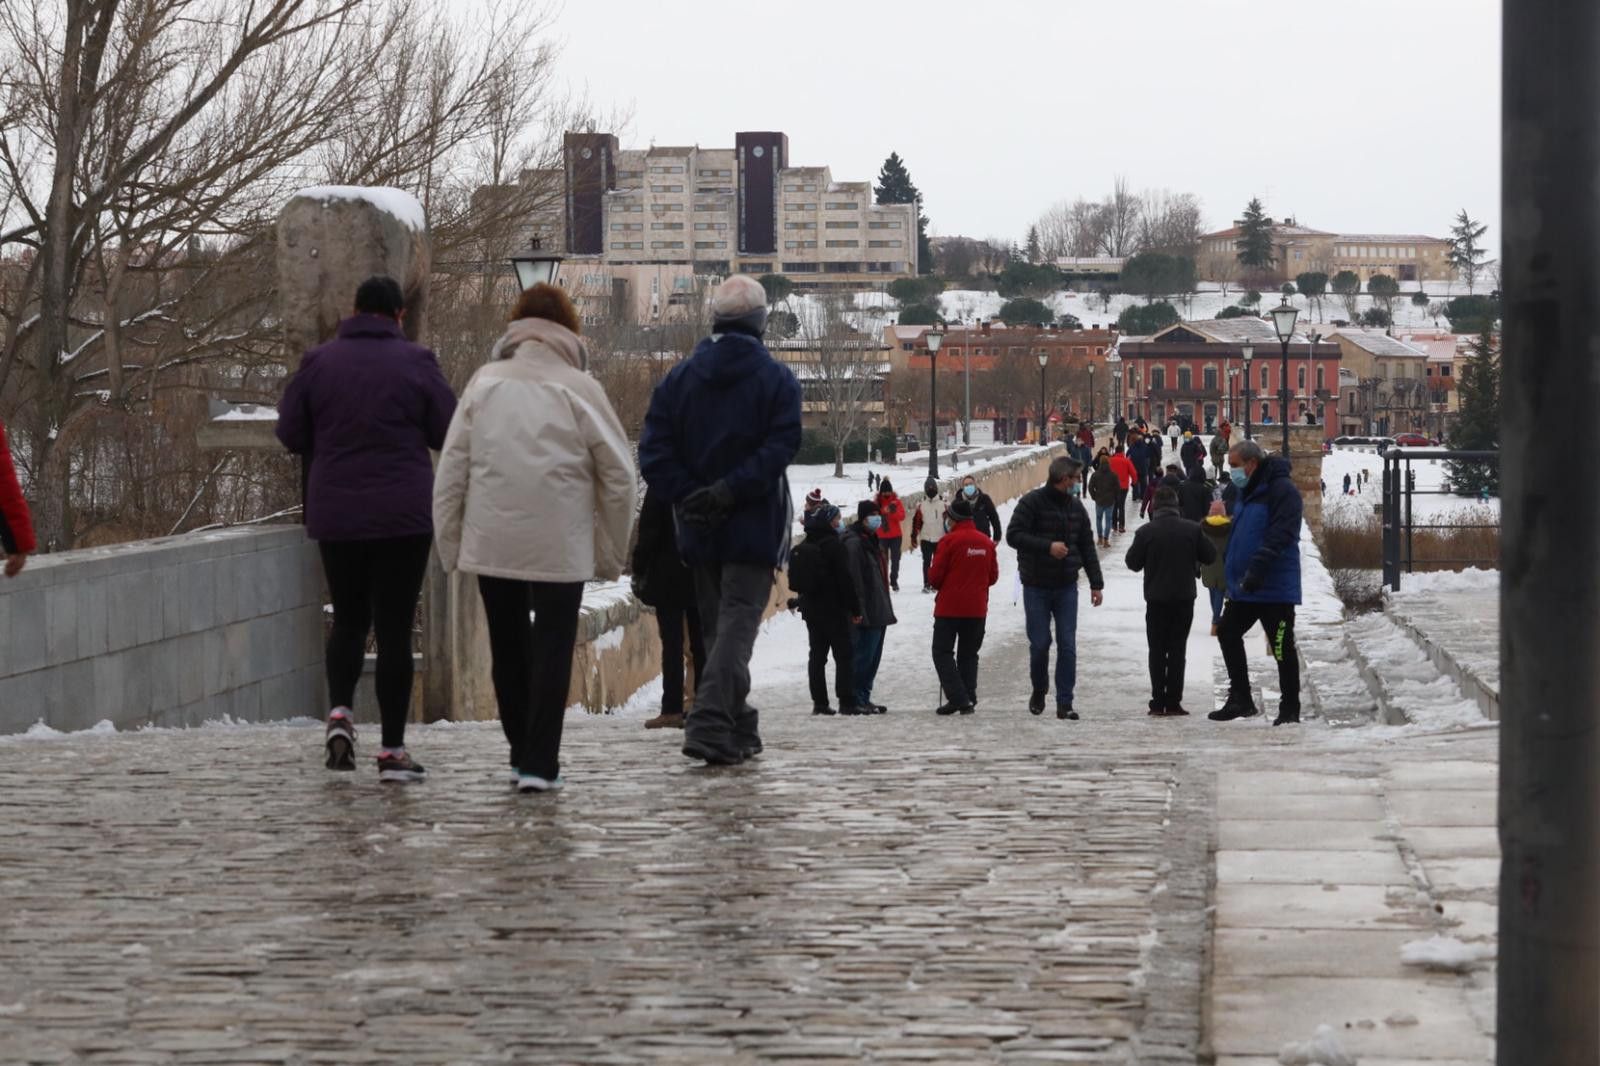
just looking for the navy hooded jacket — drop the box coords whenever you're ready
[1224,456,1303,604]
[638,331,802,567]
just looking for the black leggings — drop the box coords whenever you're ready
[320,535,432,749]
[478,577,584,779]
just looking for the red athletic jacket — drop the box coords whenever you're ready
[928,519,999,618]
[0,419,35,554]
[1109,453,1138,491]
[875,492,906,542]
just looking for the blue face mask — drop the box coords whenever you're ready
[831,519,843,533]
[963,484,977,498]
[1230,468,1248,488]
[865,515,883,532]
[1069,484,1082,497]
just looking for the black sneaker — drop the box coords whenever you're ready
[324,710,356,771]
[1147,702,1165,717]
[839,704,867,716]
[812,704,836,716]
[1272,710,1301,726]
[377,749,427,783]
[1028,691,1046,716]
[869,703,888,715]
[1209,694,1262,722]
[1056,705,1079,721]
[958,705,976,716]
[682,735,744,766]
[935,702,962,716]
[1167,705,1191,717]
[741,738,764,759]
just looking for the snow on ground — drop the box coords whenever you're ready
[1400,935,1496,972]
[1384,567,1497,598]
[1320,447,1499,527]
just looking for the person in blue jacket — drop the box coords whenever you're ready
[638,276,802,766]
[1209,438,1305,726]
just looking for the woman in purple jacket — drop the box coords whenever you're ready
[276,276,457,782]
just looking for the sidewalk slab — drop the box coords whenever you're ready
[1214,928,1425,979]
[1216,771,1378,796]
[1217,818,1392,851]
[1216,848,1409,886]
[1387,789,1496,827]
[1216,883,1432,932]
[1387,760,1497,791]
[1218,791,1386,822]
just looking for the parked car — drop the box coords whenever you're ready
[897,434,921,453]
[1393,432,1434,447]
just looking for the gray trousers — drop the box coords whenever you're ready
[690,562,775,753]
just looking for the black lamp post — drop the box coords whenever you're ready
[1088,362,1096,428]
[1271,298,1300,457]
[1241,343,1254,441]
[509,236,564,290]
[1037,350,1048,446]
[925,329,945,477]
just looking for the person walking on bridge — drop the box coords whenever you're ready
[1126,486,1216,716]
[958,474,1003,542]
[639,275,802,765]
[434,282,637,792]
[930,494,999,716]
[0,417,35,578]
[1007,456,1104,720]
[277,275,456,782]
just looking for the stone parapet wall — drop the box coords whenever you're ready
[0,526,324,735]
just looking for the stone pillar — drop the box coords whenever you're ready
[275,187,454,721]
[1280,425,1326,532]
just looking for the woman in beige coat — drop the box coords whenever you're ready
[433,284,637,793]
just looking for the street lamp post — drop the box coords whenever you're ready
[509,236,565,290]
[1037,351,1048,447]
[1088,362,1096,428]
[925,329,945,478]
[1107,349,1123,425]
[1271,298,1301,457]
[964,323,974,447]
[1241,343,1255,441]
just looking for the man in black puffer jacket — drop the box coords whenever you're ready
[1006,456,1105,720]
[1177,466,1214,522]
[1126,486,1217,717]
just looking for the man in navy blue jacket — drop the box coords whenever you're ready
[1209,439,1305,726]
[639,276,802,765]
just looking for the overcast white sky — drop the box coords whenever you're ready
[549,0,1501,246]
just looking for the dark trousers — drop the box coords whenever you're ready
[1218,600,1300,714]
[882,538,902,587]
[1113,487,1129,530]
[805,610,856,710]
[319,534,432,749]
[920,540,938,588]
[656,601,707,716]
[691,562,774,755]
[932,616,986,707]
[477,577,584,779]
[1145,601,1194,709]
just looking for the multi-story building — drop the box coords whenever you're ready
[1116,317,1341,438]
[1198,217,1455,285]
[555,131,917,299]
[1328,328,1433,436]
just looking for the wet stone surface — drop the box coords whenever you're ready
[0,710,1189,1065]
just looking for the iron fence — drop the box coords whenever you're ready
[1380,447,1499,590]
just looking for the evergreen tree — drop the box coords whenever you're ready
[1117,301,1181,335]
[1330,270,1363,321]
[759,274,795,303]
[1025,224,1043,264]
[1235,197,1275,270]
[1446,327,1500,496]
[875,151,934,275]
[1366,273,1400,319]
[1296,271,1329,321]
[1448,209,1490,294]
[998,297,1053,327]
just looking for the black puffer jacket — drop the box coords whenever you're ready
[1177,469,1214,522]
[1006,484,1104,591]
[844,527,898,628]
[630,486,694,609]
[796,518,860,619]
[1125,505,1216,603]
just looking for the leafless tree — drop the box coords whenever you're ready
[1136,189,1204,257]
[1094,176,1142,258]
[795,294,884,478]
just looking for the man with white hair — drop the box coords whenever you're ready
[639,275,802,765]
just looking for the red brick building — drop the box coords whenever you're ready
[1115,318,1342,439]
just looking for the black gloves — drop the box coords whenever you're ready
[1241,570,1264,594]
[680,480,735,530]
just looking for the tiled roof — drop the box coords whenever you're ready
[1332,329,1428,357]
[1333,233,1448,244]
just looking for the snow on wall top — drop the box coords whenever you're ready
[291,186,427,232]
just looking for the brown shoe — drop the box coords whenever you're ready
[644,712,685,730]
[1210,623,1220,637]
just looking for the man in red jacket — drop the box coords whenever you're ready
[0,418,36,575]
[1108,443,1139,534]
[929,495,1000,715]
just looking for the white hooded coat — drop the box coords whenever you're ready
[433,318,637,582]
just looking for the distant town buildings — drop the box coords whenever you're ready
[1198,218,1455,285]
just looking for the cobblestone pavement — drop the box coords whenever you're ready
[0,531,1497,1065]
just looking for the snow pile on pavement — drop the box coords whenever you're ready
[1385,567,1498,597]
[1345,612,1486,731]
[1278,1024,1358,1065]
[1400,935,1496,972]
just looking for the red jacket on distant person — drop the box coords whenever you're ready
[0,418,36,555]
[928,519,999,618]
[1109,452,1138,491]
[875,491,906,542]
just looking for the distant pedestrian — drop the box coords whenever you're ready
[1161,464,1184,491]
[930,494,1000,715]
[912,477,948,593]
[1109,444,1138,532]
[435,281,637,791]
[846,500,897,714]
[803,487,828,521]
[1200,498,1233,636]
[277,275,457,782]
[1211,439,1304,727]
[632,485,707,731]
[1178,464,1212,521]
[874,478,907,592]
[1166,419,1180,452]
[959,474,1003,542]
[1006,456,1105,720]
[1088,455,1119,548]
[787,502,860,716]
[0,416,35,576]
[639,274,802,766]
[1343,473,1351,495]
[1126,485,1216,716]
[1209,432,1228,479]
[867,471,878,491]
[1180,431,1205,478]
[1114,416,1130,448]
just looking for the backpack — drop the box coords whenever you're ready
[788,538,824,596]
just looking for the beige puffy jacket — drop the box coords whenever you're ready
[433,318,637,583]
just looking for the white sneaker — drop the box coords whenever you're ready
[516,773,565,794]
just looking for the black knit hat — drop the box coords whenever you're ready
[948,495,975,522]
[857,499,880,521]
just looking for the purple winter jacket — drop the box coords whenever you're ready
[276,314,457,542]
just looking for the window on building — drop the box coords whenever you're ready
[825,239,858,248]
[824,202,859,210]
[650,241,684,250]
[652,203,683,212]
[783,240,817,249]
[1203,366,1218,391]
[1298,366,1307,390]
[1151,367,1166,390]
[650,184,684,193]
[696,187,732,195]
[695,241,727,250]
[616,170,644,181]
[1260,366,1270,390]
[786,203,813,212]
[1317,365,1326,390]
[867,220,903,230]
[697,168,732,178]
[1176,366,1192,391]
[868,240,903,248]
[824,221,859,229]
[1442,365,1452,377]
[784,221,817,230]
[650,222,684,231]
